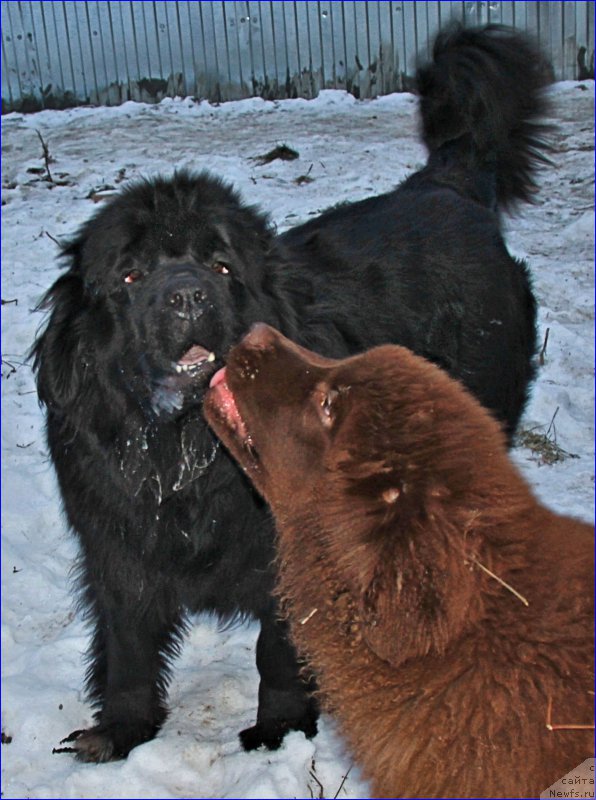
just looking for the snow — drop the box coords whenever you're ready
[1,82,594,799]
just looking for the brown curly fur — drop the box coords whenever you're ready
[205,324,594,799]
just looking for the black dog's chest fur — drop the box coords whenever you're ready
[50,406,275,617]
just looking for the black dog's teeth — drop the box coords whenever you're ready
[174,352,216,374]
[175,363,200,374]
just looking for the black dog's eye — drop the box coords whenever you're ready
[123,269,144,284]
[212,261,230,276]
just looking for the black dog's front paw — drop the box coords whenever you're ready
[53,720,158,763]
[239,709,318,752]
[240,721,286,751]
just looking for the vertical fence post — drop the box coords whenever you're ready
[1,0,594,112]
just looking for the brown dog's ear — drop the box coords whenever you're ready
[332,460,412,665]
[358,561,405,666]
[358,558,449,667]
[354,511,476,668]
[332,446,472,666]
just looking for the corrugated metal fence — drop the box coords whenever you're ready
[2,1,594,113]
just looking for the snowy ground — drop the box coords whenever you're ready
[1,81,594,800]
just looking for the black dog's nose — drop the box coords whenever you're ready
[167,284,207,320]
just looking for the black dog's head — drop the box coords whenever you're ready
[32,171,298,420]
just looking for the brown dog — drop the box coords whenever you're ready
[204,323,594,799]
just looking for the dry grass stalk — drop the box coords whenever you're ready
[469,557,530,607]
[546,695,595,731]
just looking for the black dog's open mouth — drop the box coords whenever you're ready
[149,344,220,416]
[207,368,260,465]
[172,344,216,376]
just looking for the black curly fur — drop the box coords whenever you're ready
[417,23,553,209]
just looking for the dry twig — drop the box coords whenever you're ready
[333,766,353,799]
[35,130,53,182]
[538,326,550,366]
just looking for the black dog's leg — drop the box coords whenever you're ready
[240,614,319,751]
[61,566,184,763]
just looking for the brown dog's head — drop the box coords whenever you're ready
[205,324,528,665]
[205,322,509,508]
[205,323,348,506]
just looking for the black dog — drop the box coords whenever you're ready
[32,25,550,762]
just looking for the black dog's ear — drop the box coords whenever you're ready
[30,272,89,410]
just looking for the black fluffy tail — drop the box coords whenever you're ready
[416,24,553,209]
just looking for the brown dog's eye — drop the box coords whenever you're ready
[212,261,230,276]
[123,269,143,284]
[317,389,339,428]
